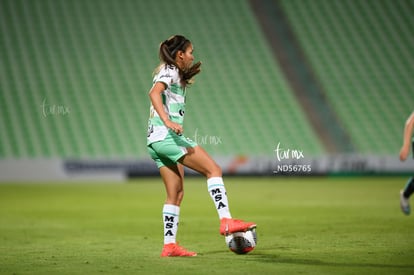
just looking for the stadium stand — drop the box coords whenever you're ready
[0,0,324,159]
[0,0,412,163]
[280,0,414,155]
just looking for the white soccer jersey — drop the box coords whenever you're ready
[147,64,186,145]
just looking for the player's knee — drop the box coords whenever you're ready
[207,162,222,178]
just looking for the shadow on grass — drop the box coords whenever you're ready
[203,248,414,270]
[246,251,414,270]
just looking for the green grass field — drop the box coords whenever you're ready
[1,176,414,274]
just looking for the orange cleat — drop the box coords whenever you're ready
[160,243,197,257]
[220,218,256,236]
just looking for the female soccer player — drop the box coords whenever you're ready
[147,35,256,257]
[399,111,414,215]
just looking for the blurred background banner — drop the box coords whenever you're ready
[1,0,413,181]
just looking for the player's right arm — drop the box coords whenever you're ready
[399,111,414,161]
[148,82,183,135]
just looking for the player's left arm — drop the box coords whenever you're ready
[399,111,414,161]
[149,82,183,135]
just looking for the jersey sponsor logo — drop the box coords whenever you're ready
[159,73,172,79]
[147,125,154,137]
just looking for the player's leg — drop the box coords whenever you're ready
[179,146,231,217]
[179,145,256,235]
[402,177,414,199]
[160,164,184,206]
[400,177,414,215]
[179,145,222,178]
[159,164,197,257]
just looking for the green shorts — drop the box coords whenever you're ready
[147,131,198,168]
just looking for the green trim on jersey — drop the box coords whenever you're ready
[147,64,187,145]
[171,83,185,97]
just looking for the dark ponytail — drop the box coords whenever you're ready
[158,35,201,85]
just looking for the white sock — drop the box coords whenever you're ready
[162,204,180,244]
[207,177,232,219]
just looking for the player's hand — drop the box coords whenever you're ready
[165,120,183,135]
[399,145,410,161]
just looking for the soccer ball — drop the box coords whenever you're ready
[225,228,257,254]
